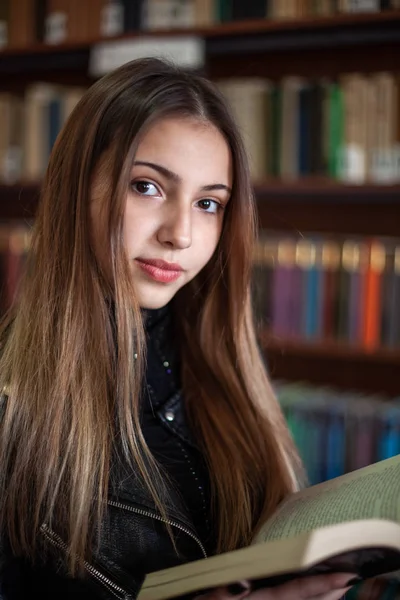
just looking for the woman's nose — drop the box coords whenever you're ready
[157,204,192,249]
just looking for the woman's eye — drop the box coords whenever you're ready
[131,181,159,196]
[197,199,220,214]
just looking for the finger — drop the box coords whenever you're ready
[313,586,352,600]
[195,580,251,600]
[297,573,356,598]
[249,573,356,600]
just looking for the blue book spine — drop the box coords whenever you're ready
[378,411,400,460]
[308,413,325,485]
[326,412,346,480]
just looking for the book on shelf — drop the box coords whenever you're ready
[138,454,400,600]
[252,232,400,349]
[0,225,31,315]
[0,84,85,183]
[274,380,400,486]
[216,71,400,184]
[1,0,400,51]
[3,70,400,185]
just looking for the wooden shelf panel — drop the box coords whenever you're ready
[1,181,400,235]
[207,10,400,36]
[2,10,400,55]
[0,184,40,220]
[258,199,400,237]
[0,47,91,87]
[208,10,400,56]
[0,10,400,51]
[1,12,400,82]
[261,336,400,396]
[255,180,400,237]
[262,335,400,364]
[255,179,400,201]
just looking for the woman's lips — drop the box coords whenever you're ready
[135,258,183,283]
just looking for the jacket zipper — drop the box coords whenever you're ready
[40,523,133,600]
[107,499,208,558]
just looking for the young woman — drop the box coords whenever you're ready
[0,58,357,599]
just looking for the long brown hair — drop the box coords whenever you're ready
[0,58,302,573]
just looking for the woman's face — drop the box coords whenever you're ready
[123,116,232,309]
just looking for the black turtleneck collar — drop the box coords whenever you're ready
[142,303,181,412]
[141,304,170,335]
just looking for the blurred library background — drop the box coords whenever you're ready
[1,0,400,597]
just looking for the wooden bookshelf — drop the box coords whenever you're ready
[0,184,40,221]
[255,180,400,237]
[1,11,400,394]
[207,9,400,55]
[1,181,400,236]
[1,12,400,84]
[261,335,400,396]
[2,10,400,55]
[262,335,400,363]
[2,178,400,395]
[207,12,400,81]
[255,179,400,198]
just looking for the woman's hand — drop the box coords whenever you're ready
[196,572,358,600]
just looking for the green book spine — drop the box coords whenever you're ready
[221,0,232,21]
[214,0,222,21]
[215,0,232,21]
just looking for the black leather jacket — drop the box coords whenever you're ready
[0,309,211,599]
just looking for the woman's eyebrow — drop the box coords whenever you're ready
[134,160,181,183]
[201,183,232,193]
[133,161,231,193]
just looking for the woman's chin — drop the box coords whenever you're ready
[135,282,180,310]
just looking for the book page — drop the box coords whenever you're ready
[256,455,400,544]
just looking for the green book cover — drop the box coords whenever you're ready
[215,0,232,22]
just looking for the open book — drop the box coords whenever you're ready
[138,454,400,600]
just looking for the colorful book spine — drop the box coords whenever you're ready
[271,239,297,337]
[274,379,400,488]
[254,233,400,350]
[363,240,386,350]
